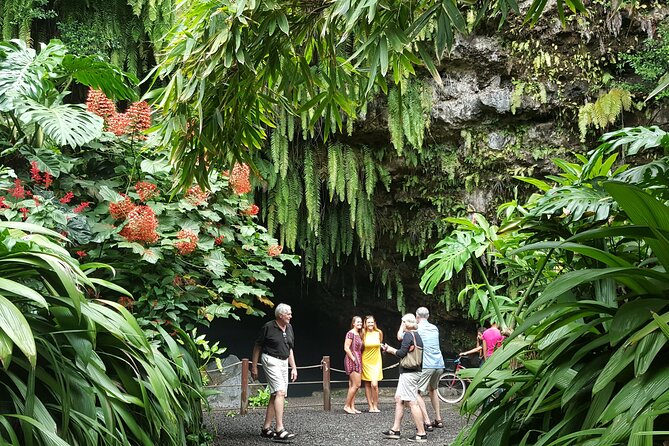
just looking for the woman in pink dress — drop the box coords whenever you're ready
[344,316,364,414]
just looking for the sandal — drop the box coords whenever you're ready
[272,429,296,443]
[261,427,275,438]
[382,429,401,439]
[424,422,434,432]
[433,419,444,428]
[408,433,428,443]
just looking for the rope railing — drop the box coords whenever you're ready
[208,356,400,414]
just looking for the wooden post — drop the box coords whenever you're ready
[322,356,331,411]
[240,358,249,415]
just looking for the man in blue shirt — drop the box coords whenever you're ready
[415,307,446,430]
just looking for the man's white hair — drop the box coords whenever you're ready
[275,303,291,317]
[416,307,429,319]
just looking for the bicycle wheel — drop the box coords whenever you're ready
[437,372,466,404]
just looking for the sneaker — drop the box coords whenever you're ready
[424,422,434,432]
[408,433,428,443]
[382,429,401,439]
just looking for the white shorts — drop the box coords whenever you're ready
[417,367,444,393]
[261,353,289,395]
[395,371,420,401]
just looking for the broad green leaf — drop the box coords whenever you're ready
[61,54,138,101]
[18,99,104,148]
[0,278,47,308]
[140,158,171,174]
[610,299,668,346]
[0,295,36,367]
[633,331,666,377]
[0,330,13,369]
[6,415,70,446]
[592,343,635,393]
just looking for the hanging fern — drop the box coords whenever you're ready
[327,142,340,201]
[345,146,359,225]
[395,274,405,313]
[403,80,431,151]
[388,87,404,155]
[363,146,377,198]
[578,88,633,141]
[303,146,320,231]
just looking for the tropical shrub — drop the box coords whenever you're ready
[0,221,208,445]
[422,127,669,446]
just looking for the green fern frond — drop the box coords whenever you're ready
[579,103,594,142]
[388,87,404,155]
[511,82,524,115]
[303,147,320,231]
[395,274,405,313]
[335,145,345,202]
[363,146,377,198]
[287,114,295,142]
[345,147,359,224]
[403,80,427,150]
[327,143,340,201]
[329,209,339,254]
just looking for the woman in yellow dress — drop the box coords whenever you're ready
[361,315,384,412]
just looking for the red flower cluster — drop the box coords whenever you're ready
[174,229,199,255]
[267,244,283,257]
[109,195,135,220]
[86,88,152,138]
[19,207,29,220]
[119,205,159,244]
[86,89,115,122]
[108,113,130,136]
[60,192,74,204]
[242,204,259,216]
[76,250,87,258]
[9,179,25,199]
[135,181,159,202]
[29,162,53,188]
[126,101,152,136]
[73,202,90,213]
[214,235,225,246]
[185,185,209,206]
[0,197,8,209]
[229,163,251,195]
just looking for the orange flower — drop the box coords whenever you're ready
[120,205,159,244]
[242,204,259,216]
[135,181,159,202]
[174,229,199,255]
[185,185,210,206]
[109,195,135,220]
[229,163,251,195]
[267,244,283,257]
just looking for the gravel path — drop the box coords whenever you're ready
[207,391,470,446]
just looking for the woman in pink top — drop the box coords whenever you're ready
[481,322,505,359]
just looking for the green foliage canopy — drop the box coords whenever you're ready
[153,0,585,188]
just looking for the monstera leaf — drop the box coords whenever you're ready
[0,40,67,111]
[528,185,615,223]
[61,55,138,101]
[18,97,103,147]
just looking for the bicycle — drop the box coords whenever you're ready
[437,357,467,404]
